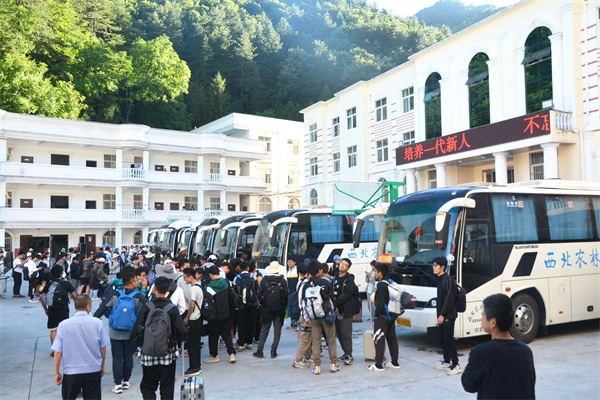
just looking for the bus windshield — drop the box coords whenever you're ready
[213,226,239,258]
[253,218,288,267]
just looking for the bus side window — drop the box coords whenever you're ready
[464,225,489,264]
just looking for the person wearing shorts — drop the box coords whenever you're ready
[41,265,76,356]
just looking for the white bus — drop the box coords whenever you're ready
[252,209,383,292]
[191,216,229,258]
[364,181,599,343]
[212,214,262,260]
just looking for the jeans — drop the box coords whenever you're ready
[110,338,136,385]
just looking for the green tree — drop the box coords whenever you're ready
[208,71,230,121]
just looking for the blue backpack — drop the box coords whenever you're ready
[109,290,138,331]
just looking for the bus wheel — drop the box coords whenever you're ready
[510,293,540,343]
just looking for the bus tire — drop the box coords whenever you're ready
[510,293,540,344]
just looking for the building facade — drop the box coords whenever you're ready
[301,0,599,207]
[0,111,303,254]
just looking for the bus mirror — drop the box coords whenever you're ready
[269,227,277,247]
[353,219,365,248]
[435,212,452,250]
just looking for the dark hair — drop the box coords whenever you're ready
[370,260,376,267]
[297,263,307,276]
[182,267,196,278]
[122,272,137,286]
[51,265,63,279]
[240,253,249,262]
[321,262,330,275]
[239,261,249,271]
[248,260,257,273]
[433,256,447,269]
[154,277,170,294]
[135,267,149,276]
[374,262,388,277]
[75,294,92,310]
[179,258,189,266]
[288,256,295,262]
[230,258,241,268]
[482,294,514,332]
[208,265,220,276]
[307,259,321,277]
[341,258,352,267]
[221,262,230,270]
[122,266,136,276]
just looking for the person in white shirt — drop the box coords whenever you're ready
[151,264,188,317]
[13,251,26,297]
[26,253,43,302]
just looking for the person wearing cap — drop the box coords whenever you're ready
[253,261,289,359]
[109,253,120,283]
[331,255,342,277]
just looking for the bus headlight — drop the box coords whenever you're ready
[427,299,437,308]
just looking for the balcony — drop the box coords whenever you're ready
[202,173,223,184]
[121,168,147,180]
[121,209,146,220]
[4,163,117,185]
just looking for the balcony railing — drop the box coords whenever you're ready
[122,168,147,180]
[122,209,146,220]
[202,173,223,184]
[553,110,572,131]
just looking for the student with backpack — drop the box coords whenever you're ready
[130,277,188,400]
[233,261,259,351]
[41,265,77,357]
[253,261,289,359]
[333,258,360,366]
[94,272,147,394]
[205,265,236,364]
[182,268,205,376]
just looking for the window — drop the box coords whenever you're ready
[103,194,116,209]
[85,200,96,209]
[376,139,388,162]
[491,195,539,242]
[402,87,414,113]
[185,196,197,210]
[309,189,318,206]
[210,162,220,174]
[428,170,437,189]
[309,124,318,143]
[530,151,544,180]
[288,170,300,185]
[155,165,165,171]
[170,166,179,172]
[347,146,357,168]
[259,136,271,152]
[7,147,13,162]
[21,156,33,163]
[185,160,198,173]
[467,53,490,128]
[170,203,179,211]
[424,72,442,139]
[5,234,12,250]
[86,160,97,168]
[50,195,69,209]
[5,191,12,208]
[134,156,143,165]
[375,97,387,122]
[103,230,116,247]
[210,197,221,211]
[523,27,553,113]
[134,230,143,245]
[546,196,594,240]
[483,168,515,184]
[258,197,272,212]
[310,215,343,243]
[333,152,340,173]
[104,154,116,169]
[259,167,272,184]
[288,198,300,209]
[155,202,164,210]
[378,178,390,203]
[332,117,340,137]
[51,154,69,166]
[288,140,299,154]
[310,157,318,176]
[346,107,357,129]
[403,131,415,146]
[134,195,143,210]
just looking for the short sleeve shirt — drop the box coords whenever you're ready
[43,280,76,310]
[189,284,203,321]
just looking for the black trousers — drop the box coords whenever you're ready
[237,306,257,346]
[13,271,22,295]
[374,316,399,366]
[335,316,353,357]
[62,371,101,400]
[208,318,235,357]
[187,318,202,370]
[140,362,176,400]
[439,318,458,366]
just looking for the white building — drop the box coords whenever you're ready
[301,0,599,207]
[0,111,303,254]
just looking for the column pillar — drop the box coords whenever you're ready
[448,56,458,133]
[220,190,226,212]
[220,155,226,177]
[499,32,513,119]
[116,147,123,179]
[197,189,205,217]
[405,168,416,194]
[116,227,123,249]
[541,143,560,179]
[439,79,451,136]
[416,87,425,142]
[0,227,5,250]
[487,58,501,124]
[142,227,149,245]
[560,3,575,112]
[0,137,7,178]
[459,70,470,130]
[116,186,123,216]
[435,163,447,188]
[142,149,149,180]
[197,154,204,182]
[493,152,509,185]
[0,180,6,227]
[583,132,594,181]
[549,33,564,110]
[514,47,526,115]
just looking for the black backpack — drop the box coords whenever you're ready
[454,279,467,313]
[46,281,68,309]
[70,263,81,280]
[193,283,216,321]
[238,275,257,307]
[263,278,285,312]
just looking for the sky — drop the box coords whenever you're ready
[370,0,522,18]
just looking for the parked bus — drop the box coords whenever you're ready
[191,216,229,258]
[150,220,194,256]
[252,209,383,292]
[356,180,599,343]
[212,214,262,260]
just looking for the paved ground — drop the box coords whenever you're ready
[1,285,599,400]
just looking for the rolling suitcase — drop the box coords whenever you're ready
[180,343,205,399]
[364,329,376,361]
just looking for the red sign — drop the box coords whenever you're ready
[377,254,393,263]
[396,110,551,166]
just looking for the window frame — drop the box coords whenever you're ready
[184,196,198,210]
[50,195,69,209]
[347,145,357,168]
[309,124,318,143]
[309,157,318,176]
[332,117,340,137]
[259,136,272,152]
[346,107,357,130]
[287,139,299,155]
[376,139,389,163]
[288,170,300,185]
[104,154,116,169]
[103,194,116,210]
[402,87,414,113]
[333,152,340,173]
[185,160,198,173]
[375,97,387,122]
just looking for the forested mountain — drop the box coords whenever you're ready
[416,0,502,34]
[1,0,459,130]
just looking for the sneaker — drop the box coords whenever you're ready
[435,362,452,370]
[368,363,385,372]
[244,344,253,351]
[252,351,264,359]
[447,365,462,376]
[303,358,314,365]
[184,368,201,377]
[121,382,130,390]
[204,356,220,363]
[385,362,402,369]
[344,355,354,366]
[229,354,236,363]
[312,366,321,375]
[112,385,123,394]
[330,364,341,373]
[253,339,259,344]
[338,354,348,362]
[29,299,39,303]
[286,325,296,330]
[218,342,226,349]
[292,360,309,369]
[271,351,277,359]
[233,343,239,350]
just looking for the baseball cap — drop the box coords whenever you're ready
[333,255,341,261]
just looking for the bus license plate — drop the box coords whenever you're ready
[397,318,411,327]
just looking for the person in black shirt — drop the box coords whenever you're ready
[461,294,536,399]
[41,265,77,356]
[333,258,358,365]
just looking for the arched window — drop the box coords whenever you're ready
[134,230,143,245]
[103,230,116,247]
[523,27,552,113]
[309,189,318,206]
[467,53,490,128]
[378,178,390,203]
[258,197,272,213]
[424,73,442,139]
[288,198,300,209]
[4,233,12,250]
